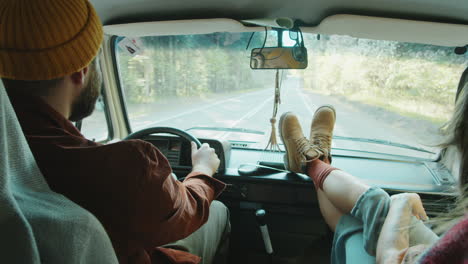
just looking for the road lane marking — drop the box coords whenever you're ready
[296,86,315,116]
[133,88,272,130]
[219,94,275,140]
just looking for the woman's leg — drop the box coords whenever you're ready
[316,189,343,231]
[320,169,371,214]
[280,107,369,230]
[279,107,388,256]
[311,162,370,231]
[305,105,371,228]
[309,158,392,256]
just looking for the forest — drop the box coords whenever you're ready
[116,31,468,123]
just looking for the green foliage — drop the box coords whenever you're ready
[116,33,271,104]
[301,35,468,123]
[116,32,468,124]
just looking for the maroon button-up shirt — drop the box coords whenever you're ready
[7,92,226,264]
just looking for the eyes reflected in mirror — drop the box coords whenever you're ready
[250,47,308,70]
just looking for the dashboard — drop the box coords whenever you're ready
[142,135,457,215]
[142,135,457,260]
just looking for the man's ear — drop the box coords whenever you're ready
[70,67,89,86]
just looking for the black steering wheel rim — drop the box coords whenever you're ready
[124,126,202,147]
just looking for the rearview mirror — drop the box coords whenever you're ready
[250,47,308,69]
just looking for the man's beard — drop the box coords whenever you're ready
[69,64,102,122]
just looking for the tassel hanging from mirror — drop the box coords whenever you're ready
[265,69,282,151]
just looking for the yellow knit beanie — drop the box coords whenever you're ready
[0,0,103,80]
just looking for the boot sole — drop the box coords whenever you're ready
[314,104,336,117]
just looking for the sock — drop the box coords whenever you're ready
[306,158,339,190]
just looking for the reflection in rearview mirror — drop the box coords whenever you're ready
[250,47,308,69]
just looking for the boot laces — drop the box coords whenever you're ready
[292,137,320,161]
[312,134,331,156]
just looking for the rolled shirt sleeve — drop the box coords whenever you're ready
[130,140,226,252]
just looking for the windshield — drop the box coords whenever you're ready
[114,31,468,159]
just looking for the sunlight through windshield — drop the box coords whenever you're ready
[114,32,468,159]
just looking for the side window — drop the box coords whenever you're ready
[80,92,112,142]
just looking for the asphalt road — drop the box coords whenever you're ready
[105,84,441,159]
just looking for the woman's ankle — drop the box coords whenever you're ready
[307,159,339,190]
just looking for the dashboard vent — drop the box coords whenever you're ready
[387,190,455,217]
[420,196,455,216]
[231,142,249,148]
[166,150,180,164]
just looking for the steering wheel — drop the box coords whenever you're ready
[124,127,202,148]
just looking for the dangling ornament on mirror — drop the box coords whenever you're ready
[265,69,282,151]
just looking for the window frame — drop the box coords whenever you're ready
[111,35,133,134]
[78,61,115,143]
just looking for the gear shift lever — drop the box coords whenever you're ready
[255,209,274,259]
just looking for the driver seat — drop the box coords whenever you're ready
[0,80,118,263]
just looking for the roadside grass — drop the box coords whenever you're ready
[307,88,450,126]
[348,95,449,126]
[300,51,465,127]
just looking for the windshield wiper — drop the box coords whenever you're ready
[185,128,433,154]
[333,136,435,154]
[186,126,265,135]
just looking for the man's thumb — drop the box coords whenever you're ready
[191,141,197,153]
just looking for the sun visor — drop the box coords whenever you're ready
[241,17,294,29]
[303,14,468,47]
[104,18,264,37]
[104,15,468,47]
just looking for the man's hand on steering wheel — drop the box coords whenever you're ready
[191,142,220,177]
[124,126,219,177]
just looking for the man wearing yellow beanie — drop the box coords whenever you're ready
[0,1,230,264]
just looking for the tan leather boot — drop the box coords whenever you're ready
[309,105,336,162]
[279,112,322,173]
